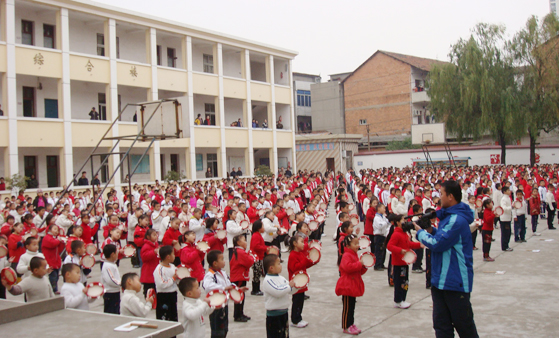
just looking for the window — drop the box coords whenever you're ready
[167,48,176,68]
[207,154,218,178]
[130,155,150,174]
[196,154,203,171]
[23,87,35,117]
[160,154,165,177]
[156,45,162,66]
[46,155,59,188]
[24,156,37,179]
[43,24,55,49]
[359,119,367,125]
[296,90,311,107]
[203,54,214,73]
[170,154,179,173]
[22,20,34,45]
[98,93,107,120]
[97,34,105,56]
[116,37,120,59]
[205,103,216,125]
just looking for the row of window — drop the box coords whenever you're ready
[296,90,311,107]
[22,20,55,49]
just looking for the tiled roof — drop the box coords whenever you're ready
[379,50,448,72]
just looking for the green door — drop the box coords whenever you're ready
[44,99,58,118]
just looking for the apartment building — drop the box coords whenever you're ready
[0,0,297,189]
[310,73,350,134]
[342,50,446,148]
[293,72,320,133]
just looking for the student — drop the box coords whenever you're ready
[8,222,25,271]
[120,272,155,317]
[179,277,214,338]
[335,235,367,335]
[60,263,95,310]
[500,186,514,251]
[16,236,45,280]
[3,256,54,302]
[481,199,495,262]
[188,208,205,241]
[162,217,182,266]
[262,254,298,338]
[373,204,389,271]
[288,235,318,328]
[133,214,149,267]
[179,231,205,283]
[386,214,421,309]
[528,188,541,236]
[101,244,121,314]
[546,185,557,230]
[63,240,89,284]
[203,218,226,253]
[513,190,527,243]
[153,246,179,322]
[249,220,267,296]
[140,228,160,297]
[100,227,123,268]
[336,221,353,261]
[229,234,254,322]
[202,250,234,338]
[226,209,243,262]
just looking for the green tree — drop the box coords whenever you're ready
[428,23,523,164]
[163,170,186,184]
[385,137,421,151]
[509,14,559,165]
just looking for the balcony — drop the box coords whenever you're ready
[412,88,430,104]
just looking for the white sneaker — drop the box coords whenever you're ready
[394,301,411,309]
[291,320,308,328]
[533,233,541,236]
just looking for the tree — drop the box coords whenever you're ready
[428,23,524,164]
[385,137,421,151]
[6,174,28,193]
[163,170,186,184]
[255,165,273,177]
[509,14,559,165]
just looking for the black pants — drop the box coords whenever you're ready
[210,305,229,338]
[482,230,492,258]
[387,255,393,286]
[500,221,511,250]
[531,214,539,232]
[266,312,288,338]
[103,292,121,314]
[431,287,479,338]
[228,247,235,262]
[130,243,140,266]
[412,248,424,270]
[0,282,5,299]
[425,249,432,288]
[393,265,409,303]
[367,234,375,253]
[374,235,386,269]
[156,291,178,321]
[341,295,356,330]
[291,292,305,324]
[514,214,526,241]
[232,281,246,319]
[142,282,156,298]
[471,229,478,248]
[547,205,556,228]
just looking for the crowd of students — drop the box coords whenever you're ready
[0,163,557,336]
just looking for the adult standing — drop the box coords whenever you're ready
[88,107,99,120]
[235,167,242,177]
[205,167,213,178]
[77,172,89,186]
[416,180,478,338]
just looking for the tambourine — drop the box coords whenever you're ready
[29,228,38,237]
[216,229,227,240]
[1,267,16,285]
[266,245,279,256]
[228,285,245,304]
[179,223,189,234]
[360,252,376,268]
[288,214,295,221]
[240,220,249,230]
[475,199,483,208]
[308,247,321,263]
[470,220,482,233]
[196,241,210,253]
[86,282,105,299]
[206,290,229,309]
[319,202,327,211]
[211,207,218,214]
[316,215,325,223]
[309,240,322,251]
[80,254,96,269]
[350,214,359,226]
[286,208,294,216]
[160,209,168,217]
[258,209,266,216]
[291,271,310,288]
[403,251,417,265]
[0,245,8,258]
[348,203,355,211]
[147,288,157,309]
[96,206,104,215]
[123,244,136,257]
[513,201,522,209]
[494,206,504,217]
[358,236,371,250]
[176,265,192,279]
[217,212,224,219]
[85,243,97,255]
[308,220,319,231]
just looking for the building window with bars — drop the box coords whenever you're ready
[203,54,214,73]
[296,90,311,107]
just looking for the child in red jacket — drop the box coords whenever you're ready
[162,217,182,265]
[8,223,25,271]
[482,199,495,262]
[202,218,226,253]
[386,214,421,309]
[335,234,367,335]
[140,229,160,297]
[134,214,149,267]
[249,220,267,296]
[42,224,65,293]
[230,234,255,322]
[288,234,319,328]
[179,231,205,282]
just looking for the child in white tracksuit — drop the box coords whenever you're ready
[179,277,214,338]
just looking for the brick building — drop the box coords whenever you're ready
[342,51,446,148]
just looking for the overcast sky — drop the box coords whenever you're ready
[98,0,550,80]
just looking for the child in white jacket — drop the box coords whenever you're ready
[120,272,155,317]
[60,263,95,310]
[16,237,45,280]
[179,277,214,338]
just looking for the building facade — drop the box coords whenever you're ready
[293,72,320,133]
[552,0,558,16]
[310,73,350,134]
[295,134,361,174]
[342,51,446,148]
[0,0,297,189]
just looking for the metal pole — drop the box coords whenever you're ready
[367,124,370,151]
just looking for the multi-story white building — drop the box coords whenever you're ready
[293,72,320,133]
[552,0,558,16]
[0,0,297,189]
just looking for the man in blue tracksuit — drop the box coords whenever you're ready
[416,180,479,338]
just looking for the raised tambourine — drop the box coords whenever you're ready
[206,290,229,309]
[286,208,294,216]
[308,247,321,264]
[147,287,157,309]
[176,265,192,279]
[123,244,136,258]
[80,254,96,269]
[86,282,105,299]
[494,206,504,217]
[348,203,355,211]
[360,251,376,268]
[240,220,250,230]
[0,245,8,258]
[266,245,279,256]
[216,229,227,240]
[1,267,16,285]
[85,243,97,255]
[358,236,371,250]
[513,201,522,209]
[475,199,483,208]
[228,285,245,304]
[350,214,359,226]
[308,220,319,231]
[196,241,210,253]
[308,240,322,251]
[291,271,310,289]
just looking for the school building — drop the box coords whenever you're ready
[0,0,298,190]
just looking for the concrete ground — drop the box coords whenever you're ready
[7,204,559,338]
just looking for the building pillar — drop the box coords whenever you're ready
[217,43,226,179]
[146,27,161,181]
[186,36,196,180]
[245,50,254,175]
[289,60,297,173]
[57,8,73,186]
[4,0,17,177]
[269,55,278,175]
[107,19,121,186]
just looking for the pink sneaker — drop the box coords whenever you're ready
[343,326,360,335]
[350,325,362,333]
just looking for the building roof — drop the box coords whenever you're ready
[293,72,321,78]
[296,133,362,143]
[342,50,448,84]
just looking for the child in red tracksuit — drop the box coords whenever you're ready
[288,234,319,328]
[202,218,226,253]
[249,220,266,296]
[41,224,65,293]
[482,199,495,262]
[386,214,421,309]
[229,234,255,322]
[179,231,205,282]
[162,217,182,266]
[8,223,25,272]
[335,234,367,335]
[140,229,160,297]
[134,214,149,266]
[79,215,98,245]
